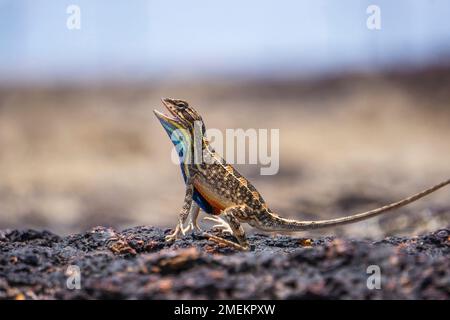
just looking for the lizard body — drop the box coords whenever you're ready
[154,98,450,250]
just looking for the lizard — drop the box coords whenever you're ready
[154,98,450,251]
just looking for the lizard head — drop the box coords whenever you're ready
[154,98,206,156]
[154,98,203,130]
[154,98,205,133]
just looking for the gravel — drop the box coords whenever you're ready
[0,226,448,299]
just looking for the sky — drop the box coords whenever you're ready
[0,0,449,84]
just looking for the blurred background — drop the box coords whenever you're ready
[0,0,449,237]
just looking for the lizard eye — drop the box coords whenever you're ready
[176,101,188,109]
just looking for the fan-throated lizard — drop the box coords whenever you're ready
[154,98,450,251]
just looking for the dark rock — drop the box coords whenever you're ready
[0,225,448,299]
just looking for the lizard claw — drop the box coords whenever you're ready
[189,217,203,232]
[165,228,179,242]
[203,216,233,235]
[179,221,187,236]
[165,224,183,242]
[182,221,203,234]
[165,234,177,242]
[179,218,194,236]
[166,218,201,243]
[181,221,193,234]
[193,220,203,232]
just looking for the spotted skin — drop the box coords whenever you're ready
[154,98,450,251]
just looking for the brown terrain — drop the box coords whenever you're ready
[0,226,449,299]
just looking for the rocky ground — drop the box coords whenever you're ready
[0,225,449,299]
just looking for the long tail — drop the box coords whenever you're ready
[269,179,450,231]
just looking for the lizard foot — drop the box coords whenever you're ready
[182,221,202,234]
[192,218,203,232]
[165,224,182,242]
[203,216,233,235]
[202,232,249,251]
[166,216,202,242]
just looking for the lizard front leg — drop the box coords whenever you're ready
[203,205,251,251]
[184,202,202,233]
[165,182,195,242]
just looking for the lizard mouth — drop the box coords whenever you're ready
[153,98,181,123]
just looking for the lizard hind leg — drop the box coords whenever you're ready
[203,205,251,251]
